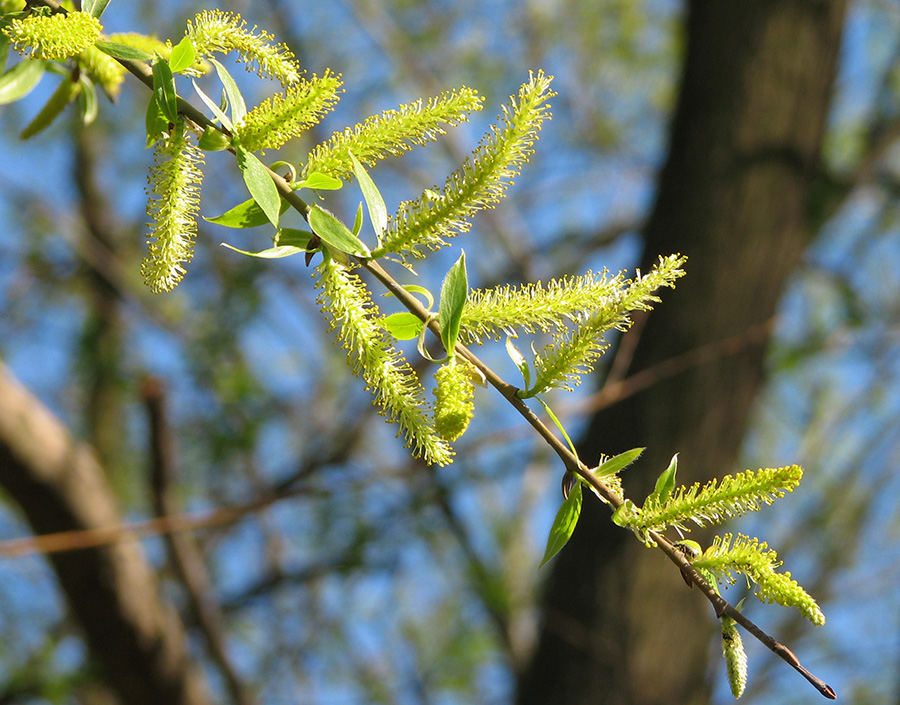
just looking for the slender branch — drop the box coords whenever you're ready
[142,378,257,705]
[14,10,834,695]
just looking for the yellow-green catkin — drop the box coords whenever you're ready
[721,616,748,698]
[4,11,102,60]
[433,357,475,441]
[142,122,205,293]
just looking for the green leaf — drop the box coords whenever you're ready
[20,77,80,140]
[145,94,168,147]
[210,58,246,126]
[198,126,231,151]
[221,243,306,259]
[352,201,363,235]
[438,251,467,353]
[505,337,531,391]
[595,448,644,479]
[0,59,45,105]
[94,40,154,62]
[349,152,387,239]
[650,454,679,505]
[151,57,178,124]
[191,78,233,132]
[236,147,281,228]
[537,396,578,461]
[308,205,371,258]
[204,197,290,228]
[295,172,343,191]
[169,36,196,73]
[82,0,111,19]
[383,312,424,340]
[77,74,97,125]
[274,228,315,248]
[384,284,435,310]
[540,481,582,567]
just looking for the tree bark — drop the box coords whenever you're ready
[0,363,211,705]
[516,1,847,703]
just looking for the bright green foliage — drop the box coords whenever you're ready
[316,257,453,467]
[721,614,748,698]
[540,479,582,567]
[185,9,300,85]
[305,86,483,181]
[18,72,79,139]
[692,533,826,626]
[618,465,804,537]
[433,357,476,442]
[375,71,553,262]
[234,70,342,152]
[142,120,205,293]
[3,10,101,60]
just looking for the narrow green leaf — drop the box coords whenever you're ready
[540,482,583,567]
[191,78,233,131]
[308,205,371,258]
[650,453,679,504]
[95,40,154,62]
[349,152,387,238]
[145,94,168,147]
[384,312,424,340]
[221,243,306,259]
[236,147,281,228]
[438,251,467,353]
[0,59,45,105]
[152,57,178,124]
[505,337,531,391]
[594,448,645,479]
[537,397,578,461]
[82,0,111,19]
[20,77,80,140]
[169,36,196,73]
[77,74,97,125]
[210,58,246,125]
[204,197,289,228]
[352,201,364,235]
[382,284,435,310]
[295,172,343,191]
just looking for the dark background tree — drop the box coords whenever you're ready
[2,0,899,703]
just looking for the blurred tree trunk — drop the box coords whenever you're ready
[0,363,212,705]
[516,2,846,704]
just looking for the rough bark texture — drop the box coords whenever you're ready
[0,363,211,705]
[516,2,847,704]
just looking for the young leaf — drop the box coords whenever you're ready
[352,201,364,235]
[221,243,306,259]
[381,284,435,310]
[210,57,246,125]
[82,0,111,19]
[349,151,387,239]
[169,36,196,73]
[77,73,98,125]
[198,125,231,151]
[145,94,168,147]
[295,172,343,191]
[0,58,45,105]
[20,76,80,140]
[95,40,154,62]
[650,454,679,504]
[274,228,315,248]
[540,481,583,567]
[595,448,645,479]
[438,251,467,353]
[191,78,233,131]
[152,57,178,124]
[505,337,531,391]
[537,396,579,460]
[384,312,425,340]
[308,205,371,258]
[235,147,281,228]
[205,196,289,228]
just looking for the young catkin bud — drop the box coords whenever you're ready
[721,616,748,699]
[4,11,102,60]
[433,358,475,441]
